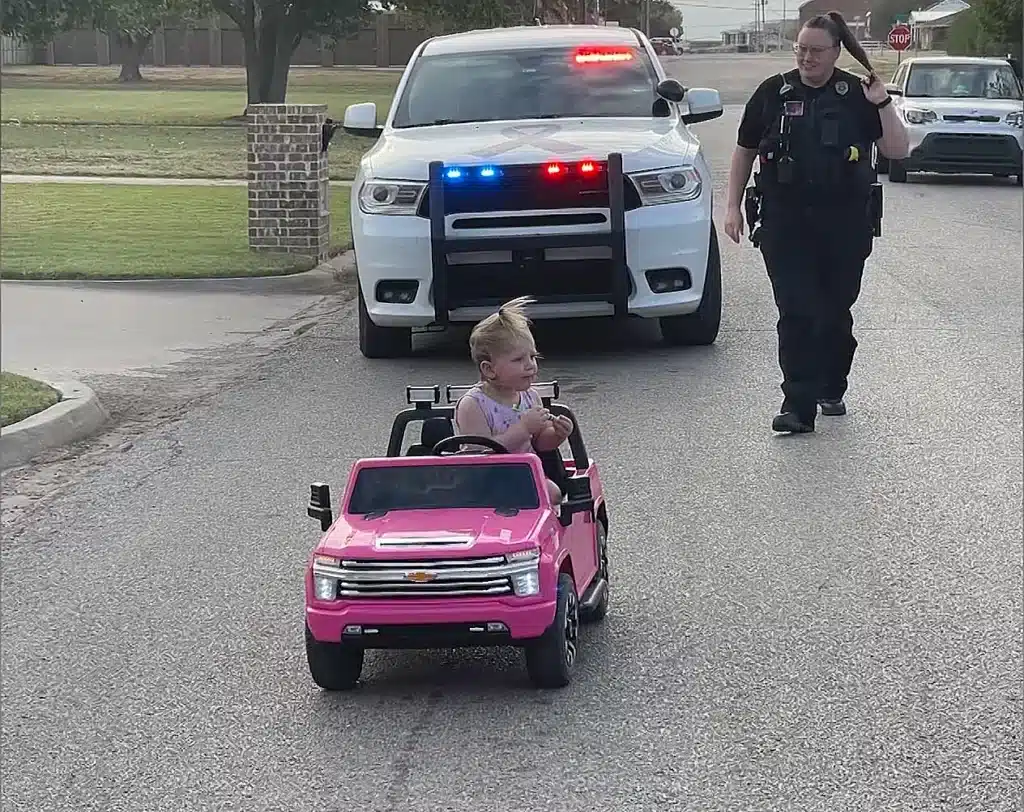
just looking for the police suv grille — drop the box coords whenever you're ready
[418,166,642,216]
[334,555,515,598]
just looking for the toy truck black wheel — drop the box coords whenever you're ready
[524,572,579,689]
[579,519,609,623]
[357,284,412,359]
[659,224,722,347]
[888,159,908,183]
[305,624,364,690]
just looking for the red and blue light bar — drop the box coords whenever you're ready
[442,161,603,182]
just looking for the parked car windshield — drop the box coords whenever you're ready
[347,462,541,513]
[905,63,1022,99]
[391,45,660,128]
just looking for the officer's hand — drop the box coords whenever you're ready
[862,73,889,106]
[724,206,744,244]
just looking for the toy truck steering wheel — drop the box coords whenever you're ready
[432,435,508,456]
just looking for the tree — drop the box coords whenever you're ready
[387,0,533,32]
[210,0,372,105]
[970,0,1023,57]
[0,0,211,82]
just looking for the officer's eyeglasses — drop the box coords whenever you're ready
[792,43,836,56]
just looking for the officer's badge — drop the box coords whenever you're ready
[835,80,849,96]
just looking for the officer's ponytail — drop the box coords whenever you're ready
[805,11,876,77]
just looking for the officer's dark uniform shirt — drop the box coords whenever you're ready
[737,67,883,212]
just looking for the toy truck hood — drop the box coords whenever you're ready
[901,96,1023,118]
[318,508,548,560]
[365,117,699,179]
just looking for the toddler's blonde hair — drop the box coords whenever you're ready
[469,296,536,366]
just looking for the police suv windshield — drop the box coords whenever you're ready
[905,63,1022,99]
[391,45,660,128]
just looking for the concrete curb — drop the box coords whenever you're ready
[1,380,109,471]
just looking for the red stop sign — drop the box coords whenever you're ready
[888,24,912,51]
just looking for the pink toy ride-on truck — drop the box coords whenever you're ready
[303,381,610,690]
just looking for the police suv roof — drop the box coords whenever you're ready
[419,25,644,56]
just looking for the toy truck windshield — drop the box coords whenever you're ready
[347,461,541,515]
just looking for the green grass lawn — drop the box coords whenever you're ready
[0,65,396,180]
[0,122,370,180]
[0,182,352,279]
[0,371,60,427]
[0,65,400,124]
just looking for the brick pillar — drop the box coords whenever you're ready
[246,104,331,262]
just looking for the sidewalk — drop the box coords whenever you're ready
[1,174,354,186]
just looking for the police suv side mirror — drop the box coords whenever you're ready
[343,102,383,137]
[657,78,686,103]
[681,87,723,125]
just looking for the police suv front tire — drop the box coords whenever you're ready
[357,284,412,359]
[659,224,722,347]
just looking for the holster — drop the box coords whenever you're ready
[868,182,883,238]
[744,183,763,247]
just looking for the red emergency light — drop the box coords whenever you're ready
[579,161,597,175]
[573,46,635,65]
[545,162,566,176]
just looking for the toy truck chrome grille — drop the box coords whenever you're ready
[326,555,518,598]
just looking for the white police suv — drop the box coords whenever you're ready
[341,24,724,358]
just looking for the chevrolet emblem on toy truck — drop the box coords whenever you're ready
[303,382,610,690]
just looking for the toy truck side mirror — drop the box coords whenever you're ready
[307,482,333,531]
[559,475,594,527]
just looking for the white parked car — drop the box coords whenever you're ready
[341,25,724,358]
[879,55,1023,185]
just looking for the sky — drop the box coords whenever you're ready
[664,0,798,39]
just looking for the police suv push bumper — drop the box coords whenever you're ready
[427,153,629,325]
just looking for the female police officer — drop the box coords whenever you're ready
[723,11,909,434]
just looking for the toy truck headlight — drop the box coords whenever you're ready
[1006,110,1023,128]
[312,555,341,601]
[506,547,541,597]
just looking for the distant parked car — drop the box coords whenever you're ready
[878,55,1023,185]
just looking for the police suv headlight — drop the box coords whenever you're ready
[903,107,937,125]
[628,166,702,205]
[1005,110,1023,128]
[358,180,426,216]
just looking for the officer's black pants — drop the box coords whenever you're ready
[758,202,872,419]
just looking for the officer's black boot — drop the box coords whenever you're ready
[772,411,815,433]
[818,397,847,416]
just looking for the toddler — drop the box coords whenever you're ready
[453,296,574,505]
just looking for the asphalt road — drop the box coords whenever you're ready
[2,60,1022,811]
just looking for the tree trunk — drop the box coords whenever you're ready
[117,33,151,82]
[240,17,297,111]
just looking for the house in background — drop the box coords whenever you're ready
[721,18,800,50]
[909,0,970,50]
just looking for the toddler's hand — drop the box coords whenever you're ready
[521,406,552,435]
[552,415,574,440]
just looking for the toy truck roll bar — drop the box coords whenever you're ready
[390,381,589,472]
